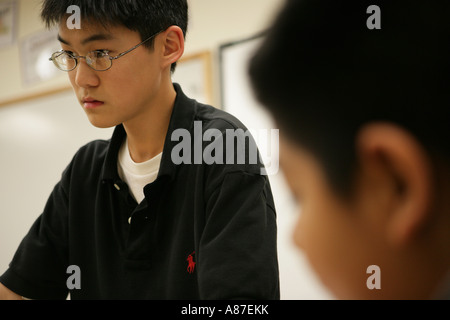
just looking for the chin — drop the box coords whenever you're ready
[86,116,120,129]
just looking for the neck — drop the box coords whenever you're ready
[123,81,176,163]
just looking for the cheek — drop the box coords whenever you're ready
[106,62,161,104]
[293,197,342,265]
[280,141,375,298]
[68,72,77,88]
[292,187,364,298]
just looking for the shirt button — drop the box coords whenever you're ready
[128,217,132,224]
[114,184,121,191]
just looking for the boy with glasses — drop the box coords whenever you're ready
[0,0,279,300]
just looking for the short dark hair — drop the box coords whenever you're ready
[41,0,188,73]
[249,0,450,194]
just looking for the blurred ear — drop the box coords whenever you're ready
[159,26,184,71]
[356,122,434,247]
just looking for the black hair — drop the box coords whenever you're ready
[41,0,188,73]
[249,0,450,195]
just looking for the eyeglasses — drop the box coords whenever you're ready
[49,30,163,72]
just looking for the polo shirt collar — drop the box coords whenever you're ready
[101,83,196,184]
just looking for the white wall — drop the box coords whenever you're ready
[0,0,334,299]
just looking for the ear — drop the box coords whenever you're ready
[356,122,434,247]
[159,26,185,71]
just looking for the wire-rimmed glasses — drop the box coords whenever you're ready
[49,30,163,72]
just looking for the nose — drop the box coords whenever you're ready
[73,58,100,89]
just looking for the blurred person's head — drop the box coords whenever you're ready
[250,0,450,299]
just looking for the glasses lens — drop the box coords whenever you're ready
[87,51,112,71]
[52,51,76,71]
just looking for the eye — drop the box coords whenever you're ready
[62,50,75,57]
[93,50,110,58]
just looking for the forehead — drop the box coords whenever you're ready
[57,19,138,45]
[58,17,108,33]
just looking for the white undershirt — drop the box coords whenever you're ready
[117,138,162,204]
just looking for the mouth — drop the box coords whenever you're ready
[82,97,104,109]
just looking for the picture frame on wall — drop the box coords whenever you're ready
[0,0,17,48]
[172,51,213,105]
[19,28,61,86]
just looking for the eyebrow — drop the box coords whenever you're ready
[57,33,115,46]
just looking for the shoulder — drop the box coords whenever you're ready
[72,139,110,165]
[190,102,266,176]
[61,139,110,182]
[194,101,249,132]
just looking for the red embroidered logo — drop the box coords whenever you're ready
[187,251,196,274]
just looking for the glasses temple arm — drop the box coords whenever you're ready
[110,31,162,60]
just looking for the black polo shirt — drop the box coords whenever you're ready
[0,84,279,300]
